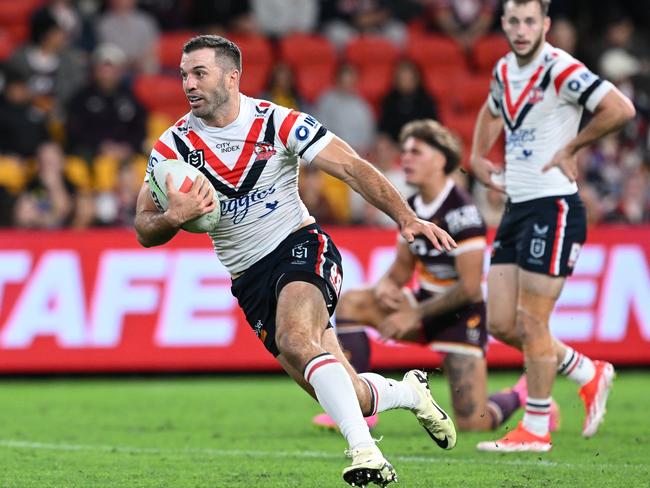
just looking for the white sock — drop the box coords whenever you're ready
[523,396,552,437]
[558,347,596,386]
[359,372,419,414]
[304,353,374,450]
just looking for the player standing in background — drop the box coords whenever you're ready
[471,0,635,451]
[134,35,457,486]
[313,119,558,433]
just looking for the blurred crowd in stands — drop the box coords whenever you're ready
[0,0,648,229]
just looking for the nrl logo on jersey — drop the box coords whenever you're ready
[254,142,276,161]
[187,149,205,169]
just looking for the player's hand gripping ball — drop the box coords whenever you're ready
[148,159,221,233]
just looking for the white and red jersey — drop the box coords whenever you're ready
[488,43,613,203]
[145,94,334,274]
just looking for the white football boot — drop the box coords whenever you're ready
[342,444,397,487]
[404,369,457,450]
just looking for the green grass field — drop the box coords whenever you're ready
[0,371,648,488]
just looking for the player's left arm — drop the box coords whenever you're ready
[312,136,456,251]
[377,246,484,341]
[543,83,636,180]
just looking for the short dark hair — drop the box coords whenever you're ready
[399,119,462,174]
[502,0,551,16]
[182,35,242,71]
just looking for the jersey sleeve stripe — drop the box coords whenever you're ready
[279,110,300,146]
[577,79,603,106]
[298,126,327,157]
[451,236,487,256]
[153,139,177,159]
[553,63,582,93]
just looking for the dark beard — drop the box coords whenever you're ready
[194,82,230,121]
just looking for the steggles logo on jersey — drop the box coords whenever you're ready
[220,184,277,224]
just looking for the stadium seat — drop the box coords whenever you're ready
[229,34,273,97]
[279,34,336,103]
[344,37,399,107]
[0,29,15,60]
[295,65,335,104]
[449,75,491,114]
[157,30,198,72]
[422,69,456,102]
[279,33,336,70]
[472,34,510,74]
[444,113,505,168]
[405,34,468,78]
[357,65,393,105]
[344,36,400,70]
[133,74,188,120]
[0,0,43,26]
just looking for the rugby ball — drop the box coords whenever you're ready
[148,159,221,233]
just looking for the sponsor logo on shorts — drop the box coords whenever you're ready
[533,224,549,236]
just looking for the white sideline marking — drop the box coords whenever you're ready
[0,439,644,471]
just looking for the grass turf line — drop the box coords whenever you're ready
[0,372,648,487]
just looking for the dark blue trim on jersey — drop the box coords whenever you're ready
[578,79,603,106]
[298,126,328,158]
[170,111,276,199]
[501,63,555,132]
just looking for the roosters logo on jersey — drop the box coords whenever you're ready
[254,142,276,161]
[528,87,544,104]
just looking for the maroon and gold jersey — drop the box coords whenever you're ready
[404,179,487,293]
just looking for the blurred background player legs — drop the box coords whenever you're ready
[313,291,558,433]
[477,264,614,452]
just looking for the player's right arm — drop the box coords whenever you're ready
[134,174,215,247]
[470,100,505,192]
[375,240,416,311]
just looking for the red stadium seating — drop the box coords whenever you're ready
[279,33,336,69]
[229,34,273,97]
[0,29,15,60]
[157,30,198,71]
[295,65,335,104]
[0,0,42,44]
[472,34,510,74]
[449,75,491,113]
[344,36,400,69]
[279,34,337,103]
[0,0,43,25]
[133,74,188,120]
[405,34,468,77]
[344,37,399,106]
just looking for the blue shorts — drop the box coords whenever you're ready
[491,193,586,277]
[231,224,342,356]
